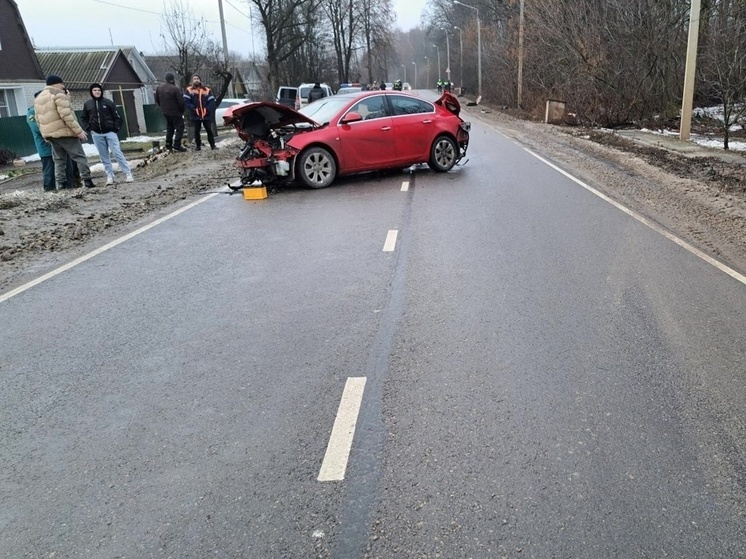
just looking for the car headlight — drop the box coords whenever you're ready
[460,121,471,132]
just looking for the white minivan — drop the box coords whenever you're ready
[297,83,333,108]
[276,86,299,108]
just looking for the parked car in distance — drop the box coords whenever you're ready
[402,82,412,90]
[276,86,298,108]
[337,86,363,95]
[215,98,250,124]
[297,83,334,108]
[223,90,470,189]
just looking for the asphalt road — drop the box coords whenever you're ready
[1,113,745,558]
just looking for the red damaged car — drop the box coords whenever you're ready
[223,90,470,189]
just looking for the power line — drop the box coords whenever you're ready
[225,0,252,21]
[92,0,161,16]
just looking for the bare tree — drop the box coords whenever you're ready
[159,0,209,87]
[699,0,746,149]
[323,0,358,83]
[358,0,395,84]
[245,0,322,93]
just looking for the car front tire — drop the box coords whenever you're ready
[428,135,458,172]
[297,147,336,188]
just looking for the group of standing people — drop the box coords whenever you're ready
[27,74,133,191]
[155,73,218,152]
[25,70,221,193]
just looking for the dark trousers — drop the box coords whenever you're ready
[165,114,185,149]
[193,120,215,148]
[41,154,80,190]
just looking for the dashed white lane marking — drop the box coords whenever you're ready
[383,229,399,252]
[0,191,223,303]
[523,148,746,287]
[401,180,410,192]
[318,377,367,482]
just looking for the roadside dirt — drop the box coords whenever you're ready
[1,112,745,294]
[0,137,243,292]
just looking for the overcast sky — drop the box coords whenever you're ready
[17,0,427,55]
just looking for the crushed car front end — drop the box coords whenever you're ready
[223,102,319,187]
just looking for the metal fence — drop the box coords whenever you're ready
[143,104,167,133]
[0,114,37,158]
[0,105,165,159]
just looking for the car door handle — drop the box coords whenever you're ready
[381,126,392,131]
[422,119,432,124]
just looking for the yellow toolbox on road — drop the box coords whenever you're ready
[243,186,267,200]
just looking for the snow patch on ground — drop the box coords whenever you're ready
[640,127,746,152]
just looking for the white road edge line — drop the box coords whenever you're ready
[383,229,398,252]
[524,148,746,287]
[401,180,410,192]
[318,377,367,482]
[0,191,223,303]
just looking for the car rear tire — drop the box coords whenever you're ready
[427,135,458,172]
[297,147,336,188]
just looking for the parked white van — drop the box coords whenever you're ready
[297,83,333,108]
[276,86,299,108]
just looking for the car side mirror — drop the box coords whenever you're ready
[341,112,363,124]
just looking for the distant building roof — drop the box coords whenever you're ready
[36,49,144,90]
[37,45,157,84]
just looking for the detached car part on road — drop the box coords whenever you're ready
[223,91,470,189]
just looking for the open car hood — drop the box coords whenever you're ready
[433,91,461,117]
[223,101,319,129]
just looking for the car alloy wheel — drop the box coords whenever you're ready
[297,147,336,188]
[428,135,458,172]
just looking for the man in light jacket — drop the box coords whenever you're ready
[34,74,97,189]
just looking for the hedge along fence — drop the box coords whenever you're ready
[0,105,166,158]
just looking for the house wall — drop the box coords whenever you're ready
[0,81,45,116]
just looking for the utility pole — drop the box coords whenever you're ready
[217,0,234,97]
[517,0,525,108]
[454,26,463,93]
[680,0,701,140]
[443,30,451,82]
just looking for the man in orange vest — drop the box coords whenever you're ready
[183,74,217,150]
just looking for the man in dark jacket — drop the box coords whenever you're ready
[81,83,133,184]
[308,82,326,103]
[183,74,217,150]
[155,72,186,152]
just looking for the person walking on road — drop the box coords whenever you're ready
[155,72,186,152]
[81,83,133,185]
[34,74,97,189]
[184,74,217,151]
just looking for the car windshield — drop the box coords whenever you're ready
[298,96,349,125]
